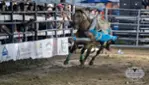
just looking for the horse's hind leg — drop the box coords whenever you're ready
[64,43,77,65]
[105,40,114,52]
[89,46,104,65]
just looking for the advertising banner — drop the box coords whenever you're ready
[0,44,18,62]
[53,38,57,56]
[17,42,33,60]
[42,39,53,58]
[33,40,43,59]
[0,37,69,63]
[57,37,69,55]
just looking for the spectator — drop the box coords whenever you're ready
[27,2,34,11]
[47,4,54,17]
[13,2,19,11]
[57,4,64,12]
[0,1,5,11]
[142,0,149,9]
[46,4,54,29]
[56,4,65,29]
[62,4,71,29]
[112,3,119,15]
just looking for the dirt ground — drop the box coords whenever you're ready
[0,48,149,85]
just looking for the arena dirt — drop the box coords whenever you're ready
[0,48,149,85]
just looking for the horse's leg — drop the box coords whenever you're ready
[79,46,86,65]
[89,46,104,65]
[64,42,78,65]
[105,40,113,51]
[81,44,92,65]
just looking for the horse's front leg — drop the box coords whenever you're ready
[81,44,92,66]
[89,45,104,65]
[64,42,78,65]
[79,46,86,65]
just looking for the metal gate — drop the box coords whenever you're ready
[105,8,149,48]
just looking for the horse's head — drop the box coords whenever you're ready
[72,9,91,29]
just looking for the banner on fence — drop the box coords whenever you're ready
[53,38,57,56]
[33,40,43,59]
[0,37,69,63]
[0,44,18,62]
[57,37,69,55]
[17,42,34,60]
[42,39,53,58]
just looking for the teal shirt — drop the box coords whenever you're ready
[89,28,117,42]
[72,28,117,43]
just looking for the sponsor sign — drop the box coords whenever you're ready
[1,44,18,62]
[0,38,69,63]
[42,39,53,58]
[17,42,32,60]
[1,46,10,61]
[33,40,43,59]
[57,37,69,55]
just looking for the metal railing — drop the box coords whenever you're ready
[2,1,149,48]
[105,8,149,47]
[0,1,74,44]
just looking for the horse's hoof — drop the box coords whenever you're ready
[79,63,84,67]
[64,60,69,65]
[79,60,83,64]
[80,60,85,66]
[79,60,84,66]
[89,61,94,65]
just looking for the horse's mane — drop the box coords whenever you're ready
[73,9,93,30]
[75,9,92,23]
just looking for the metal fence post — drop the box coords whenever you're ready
[45,3,48,38]
[10,1,14,43]
[136,10,141,46]
[71,2,75,37]
[105,8,108,21]
[55,3,58,38]
[34,2,38,40]
[22,1,26,42]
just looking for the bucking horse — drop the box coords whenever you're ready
[64,9,117,66]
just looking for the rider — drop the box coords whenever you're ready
[72,8,117,49]
[88,8,117,51]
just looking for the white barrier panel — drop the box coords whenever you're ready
[0,45,4,62]
[33,40,44,59]
[57,37,69,55]
[0,37,69,63]
[0,44,18,62]
[17,42,34,60]
[53,38,57,56]
[42,39,53,58]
